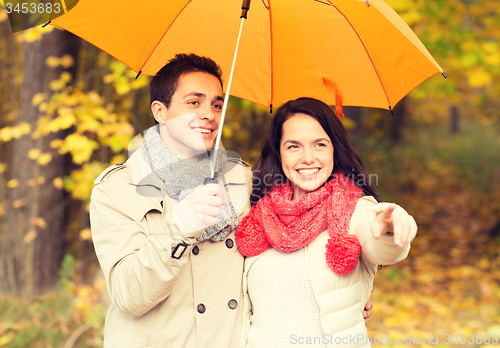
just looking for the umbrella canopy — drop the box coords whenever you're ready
[50,0,443,110]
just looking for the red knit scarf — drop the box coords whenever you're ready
[235,172,363,275]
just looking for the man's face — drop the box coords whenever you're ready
[152,71,223,160]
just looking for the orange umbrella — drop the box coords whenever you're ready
[50,0,444,111]
[49,0,444,177]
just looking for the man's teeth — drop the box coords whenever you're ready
[193,128,211,134]
[297,168,320,175]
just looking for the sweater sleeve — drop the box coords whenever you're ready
[350,196,410,267]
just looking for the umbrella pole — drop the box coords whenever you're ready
[208,0,251,180]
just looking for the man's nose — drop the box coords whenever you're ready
[198,104,215,121]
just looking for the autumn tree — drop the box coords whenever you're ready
[0,27,80,296]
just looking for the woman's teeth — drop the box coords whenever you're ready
[297,168,319,175]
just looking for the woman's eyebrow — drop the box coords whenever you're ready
[314,138,331,143]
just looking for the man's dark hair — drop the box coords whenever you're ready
[150,53,223,115]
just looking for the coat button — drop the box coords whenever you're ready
[228,299,238,310]
[192,245,199,255]
[225,238,234,249]
[197,303,206,314]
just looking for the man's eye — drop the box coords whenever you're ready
[188,101,199,105]
[213,104,223,110]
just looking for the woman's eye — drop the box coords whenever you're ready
[315,143,326,147]
[287,145,298,149]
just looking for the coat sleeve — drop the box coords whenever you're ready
[90,181,200,318]
[350,196,410,267]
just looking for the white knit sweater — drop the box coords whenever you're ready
[246,248,327,348]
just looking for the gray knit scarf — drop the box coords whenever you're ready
[140,126,240,242]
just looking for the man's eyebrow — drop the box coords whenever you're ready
[183,92,205,99]
[182,92,223,102]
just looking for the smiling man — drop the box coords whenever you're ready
[89,54,253,348]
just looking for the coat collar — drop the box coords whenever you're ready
[124,149,250,220]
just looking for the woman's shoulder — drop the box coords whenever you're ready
[358,195,378,206]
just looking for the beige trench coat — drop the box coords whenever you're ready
[90,150,252,348]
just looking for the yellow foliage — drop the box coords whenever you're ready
[0,163,6,174]
[64,162,105,200]
[61,54,75,68]
[28,148,41,160]
[46,56,61,69]
[59,134,99,164]
[38,102,48,113]
[478,257,490,270]
[467,67,492,87]
[50,139,63,149]
[482,42,500,67]
[6,179,18,188]
[0,332,15,347]
[80,228,92,241]
[49,79,67,91]
[32,93,47,106]
[0,122,32,142]
[22,230,37,244]
[0,8,6,23]
[17,26,55,43]
[53,177,64,190]
[12,199,26,208]
[37,153,52,166]
[30,217,47,229]
[26,177,46,186]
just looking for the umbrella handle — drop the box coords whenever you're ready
[204,177,218,185]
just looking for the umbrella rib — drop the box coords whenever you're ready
[327,1,393,109]
[269,0,274,111]
[137,0,194,75]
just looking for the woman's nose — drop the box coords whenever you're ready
[301,148,314,163]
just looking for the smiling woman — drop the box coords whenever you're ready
[235,97,418,348]
[279,113,335,200]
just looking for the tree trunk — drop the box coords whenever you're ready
[0,29,79,296]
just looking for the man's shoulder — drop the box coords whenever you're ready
[93,162,128,186]
[224,152,252,185]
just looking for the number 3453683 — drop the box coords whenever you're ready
[5,2,61,14]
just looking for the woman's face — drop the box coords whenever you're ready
[280,113,334,200]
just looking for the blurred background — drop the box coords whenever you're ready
[0,0,499,347]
